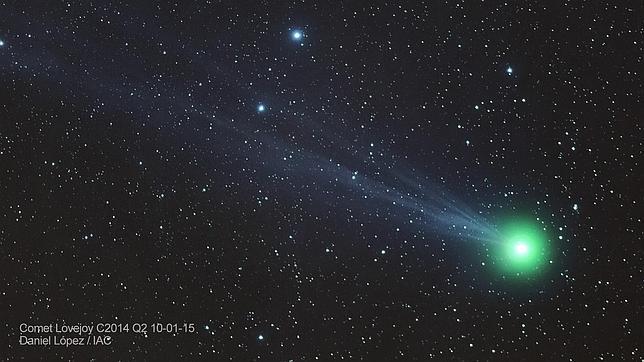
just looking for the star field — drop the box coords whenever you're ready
[1,1,642,360]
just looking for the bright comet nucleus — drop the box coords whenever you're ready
[491,219,550,278]
[514,242,528,256]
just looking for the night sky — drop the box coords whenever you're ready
[2,1,643,360]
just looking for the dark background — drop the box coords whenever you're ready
[1,1,642,360]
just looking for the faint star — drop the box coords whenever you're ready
[506,66,513,74]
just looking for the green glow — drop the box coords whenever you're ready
[492,219,549,278]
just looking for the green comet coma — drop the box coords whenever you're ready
[492,220,549,278]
